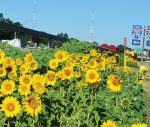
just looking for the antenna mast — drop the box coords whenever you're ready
[89,10,94,42]
[33,0,37,29]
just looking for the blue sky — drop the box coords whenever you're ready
[0,0,150,48]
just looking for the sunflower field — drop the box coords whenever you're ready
[0,45,148,127]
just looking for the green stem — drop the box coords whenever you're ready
[33,119,35,127]
[90,89,94,105]
[7,121,10,127]
[78,120,81,127]
[116,92,119,107]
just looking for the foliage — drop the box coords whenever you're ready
[0,42,25,59]
[117,45,124,53]
[57,33,69,39]
[60,39,98,54]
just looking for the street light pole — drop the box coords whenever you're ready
[141,26,146,63]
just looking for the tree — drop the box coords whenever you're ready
[57,33,68,39]
[117,44,124,53]
[0,13,22,40]
[0,13,3,21]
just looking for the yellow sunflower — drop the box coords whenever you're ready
[54,50,69,62]
[74,71,81,78]
[56,71,65,80]
[102,51,108,55]
[4,64,16,74]
[0,96,21,117]
[18,84,30,96]
[8,70,18,81]
[23,96,42,116]
[80,54,89,64]
[20,64,29,75]
[97,58,106,63]
[85,69,101,84]
[96,52,101,57]
[101,120,117,127]
[0,50,5,64]
[107,57,112,63]
[90,49,97,57]
[32,74,45,86]
[4,57,15,66]
[80,64,88,72]
[1,80,15,95]
[32,82,46,95]
[19,75,32,85]
[66,61,76,68]
[0,67,6,77]
[45,70,57,86]
[131,123,148,127]
[49,59,59,70]
[107,74,121,92]
[62,67,74,80]
[110,56,116,63]
[137,75,144,85]
[97,63,105,71]
[24,53,34,63]
[28,60,38,71]
[140,65,148,73]
[70,54,78,61]
[87,60,98,69]
[16,58,23,66]
[124,67,130,74]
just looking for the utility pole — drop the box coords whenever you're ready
[141,26,146,63]
[124,37,127,72]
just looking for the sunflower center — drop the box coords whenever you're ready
[31,63,35,68]
[47,74,55,81]
[90,61,94,66]
[64,69,71,76]
[23,77,30,84]
[21,67,25,72]
[58,54,63,59]
[21,85,27,92]
[36,85,44,93]
[5,83,12,91]
[71,55,76,60]
[29,99,38,109]
[105,124,113,127]
[89,73,96,79]
[52,62,56,66]
[98,64,103,68]
[6,67,12,73]
[7,103,15,112]
[37,85,42,90]
[113,77,120,86]
[27,56,32,61]
[0,69,3,74]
